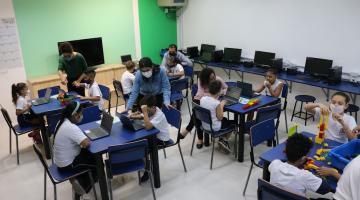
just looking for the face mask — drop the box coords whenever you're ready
[330,104,344,114]
[64,55,72,61]
[169,52,177,56]
[142,70,152,78]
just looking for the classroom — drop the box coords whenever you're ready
[0,0,360,200]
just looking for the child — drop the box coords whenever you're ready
[166,56,185,79]
[121,60,136,98]
[53,101,96,197]
[75,70,104,111]
[200,80,235,153]
[255,67,283,97]
[269,134,340,197]
[11,83,42,143]
[304,92,357,143]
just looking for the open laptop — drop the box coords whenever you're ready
[85,111,114,140]
[237,82,260,98]
[32,88,52,106]
[118,112,145,131]
[223,86,242,106]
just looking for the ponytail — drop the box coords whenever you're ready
[54,101,83,137]
[11,82,27,104]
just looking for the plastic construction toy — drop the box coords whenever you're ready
[57,92,73,106]
[242,98,260,109]
[304,159,319,170]
[315,113,329,144]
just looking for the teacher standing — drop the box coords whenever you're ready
[58,42,87,96]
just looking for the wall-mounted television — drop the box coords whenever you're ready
[58,37,104,67]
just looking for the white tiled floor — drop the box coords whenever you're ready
[0,99,322,200]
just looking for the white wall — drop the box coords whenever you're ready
[0,0,27,119]
[179,0,360,75]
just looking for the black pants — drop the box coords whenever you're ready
[67,78,85,96]
[58,149,97,192]
[133,93,164,112]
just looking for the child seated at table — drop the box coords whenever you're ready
[11,82,42,144]
[166,56,185,79]
[75,70,104,111]
[269,134,340,198]
[121,60,136,99]
[304,92,357,143]
[200,80,235,153]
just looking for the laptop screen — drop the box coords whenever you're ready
[44,88,52,98]
[100,112,114,133]
[226,87,242,99]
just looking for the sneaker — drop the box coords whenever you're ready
[140,171,149,183]
[70,178,86,196]
[218,138,231,153]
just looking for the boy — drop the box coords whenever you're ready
[200,80,235,153]
[269,134,340,197]
[166,56,185,79]
[121,60,136,98]
[75,70,104,111]
[255,67,283,97]
[304,92,357,143]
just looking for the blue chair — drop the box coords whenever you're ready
[0,105,40,165]
[190,84,199,156]
[105,140,156,200]
[33,145,97,200]
[113,80,128,113]
[280,84,289,133]
[291,95,316,126]
[346,104,359,123]
[243,119,276,195]
[191,84,198,98]
[160,107,187,172]
[170,77,191,115]
[257,179,308,200]
[38,86,60,98]
[47,113,62,136]
[77,105,101,125]
[192,105,236,170]
[98,84,111,113]
[183,65,194,85]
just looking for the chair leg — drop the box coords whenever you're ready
[275,129,279,145]
[54,185,57,200]
[291,100,298,121]
[163,148,167,159]
[233,132,238,159]
[242,163,254,196]
[137,171,141,185]
[44,169,47,200]
[178,143,187,172]
[9,128,11,154]
[186,98,191,116]
[147,169,157,200]
[190,130,196,156]
[108,176,113,200]
[16,135,19,165]
[210,137,215,170]
[284,109,289,133]
[299,102,304,119]
[89,172,98,200]
[115,97,119,113]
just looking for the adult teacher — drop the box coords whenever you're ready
[161,44,193,67]
[58,42,88,96]
[127,57,171,111]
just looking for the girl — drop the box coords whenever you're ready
[11,83,42,143]
[255,67,283,97]
[53,101,97,196]
[166,56,185,79]
[180,68,228,149]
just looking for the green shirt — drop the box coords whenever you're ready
[58,53,88,79]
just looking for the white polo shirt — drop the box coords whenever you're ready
[167,64,185,79]
[334,155,360,200]
[53,119,87,168]
[269,159,322,195]
[150,107,170,141]
[200,96,221,131]
[121,70,135,95]
[85,81,104,111]
[16,96,30,114]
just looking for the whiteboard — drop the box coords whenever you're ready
[0,17,22,69]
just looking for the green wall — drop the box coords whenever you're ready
[13,0,136,78]
[138,0,177,64]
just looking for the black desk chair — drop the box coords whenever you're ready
[113,80,128,113]
[291,95,316,126]
[346,104,359,123]
[257,179,309,200]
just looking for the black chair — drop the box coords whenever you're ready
[38,86,60,98]
[98,84,111,113]
[192,105,236,170]
[33,145,97,200]
[159,107,187,172]
[113,80,128,113]
[170,77,191,115]
[346,104,359,123]
[280,84,289,133]
[291,95,316,126]
[1,105,40,165]
[257,179,309,200]
[243,119,276,195]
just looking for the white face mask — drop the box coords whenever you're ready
[142,71,152,78]
[330,103,344,114]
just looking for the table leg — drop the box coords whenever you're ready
[262,161,270,181]
[237,114,245,162]
[39,116,51,159]
[149,136,161,188]
[95,154,109,200]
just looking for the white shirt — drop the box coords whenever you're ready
[314,108,357,143]
[150,107,170,141]
[269,159,322,195]
[53,119,87,167]
[85,81,104,111]
[167,64,185,79]
[264,79,282,97]
[16,96,30,114]
[121,70,135,94]
[200,96,221,131]
[334,155,360,200]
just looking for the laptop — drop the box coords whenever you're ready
[85,111,114,140]
[118,112,145,131]
[32,88,52,106]
[237,82,260,98]
[223,86,242,106]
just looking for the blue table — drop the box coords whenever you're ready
[259,132,342,191]
[79,121,160,200]
[194,60,360,103]
[31,93,89,159]
[224,95,280,162]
